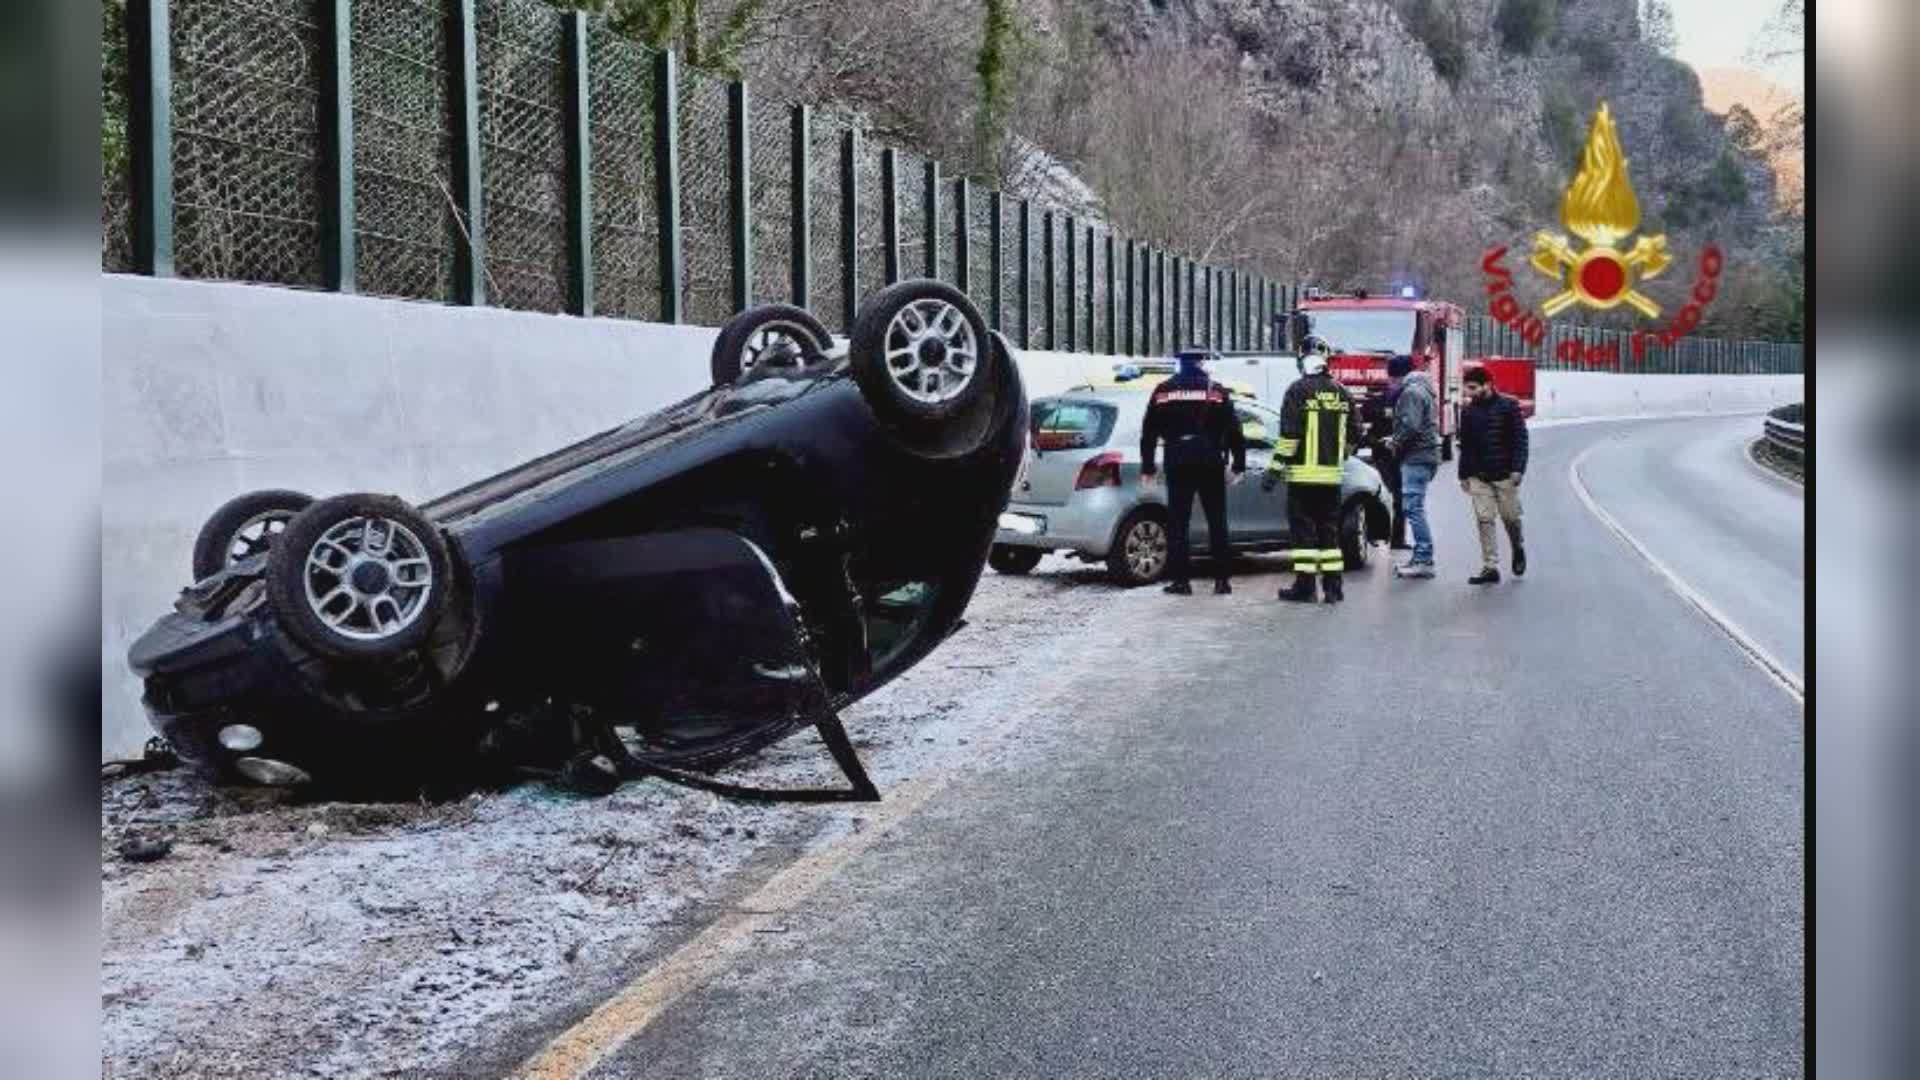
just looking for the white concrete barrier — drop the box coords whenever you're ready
[1535,370,1801,420]
[100,275,1804,756]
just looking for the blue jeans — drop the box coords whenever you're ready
[1401,461,1436,564]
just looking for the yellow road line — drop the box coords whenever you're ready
[512,771,953,1080]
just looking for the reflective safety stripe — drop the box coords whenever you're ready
[1289,548,1336,563]
[1318,557,1345,573]
[1274,437,1300,457]
[1288,465,1342,485]
[1305,410,1320,471]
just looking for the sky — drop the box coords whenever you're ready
[1667,0,1804,92]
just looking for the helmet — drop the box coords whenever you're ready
[1298,335,1331,376]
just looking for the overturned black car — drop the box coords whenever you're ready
[128,281,1026,800]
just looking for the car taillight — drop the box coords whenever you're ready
[1074,451,1124,490]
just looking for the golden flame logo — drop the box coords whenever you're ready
[1530,102,1670,318]
[1561,103,1638,247]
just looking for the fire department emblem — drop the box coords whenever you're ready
[1530,102,1670,318]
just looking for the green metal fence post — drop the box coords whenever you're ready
[1105,232,1117,355]
[1172,256,1184,347]
[127,0,174,277]
[1018,200,1032,347]
[790,105,809,308]
[727,80,751,313]
[451,0,487,306]
[1063,216,1077,351]
[988,190,1003,331]
[880,148,900,284]
[839,129,858,330]
[953,176,970,292]
[320,0,356,293]
[1124,240,1136,356]
[923,161,939,279]
[562,11,591,314]
[1155,250,1166,353]
[1226,270,1237,350]
[651,50,681,321]
[1084,225,1095,353]
[1043,211,1056,349]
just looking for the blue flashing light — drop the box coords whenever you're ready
[1399,285,1419,299]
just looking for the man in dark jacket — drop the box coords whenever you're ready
[1141,348,1248,595]
[1457,366,1529,584]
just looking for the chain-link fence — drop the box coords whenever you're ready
[476,0,567,312]
[353,0,457,301]
[171,0,325,286]
[102,0,1805,373]
[586,21,657,321]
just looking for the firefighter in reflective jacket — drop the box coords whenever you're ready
[1263,337,1359,604]
[1141,348,1248,595]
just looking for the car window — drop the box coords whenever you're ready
[1030,400,1118,451]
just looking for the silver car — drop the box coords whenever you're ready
[990,384,1391,585]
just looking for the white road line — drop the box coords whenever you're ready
[510,771,955,1080]
[1569,442,1804,704]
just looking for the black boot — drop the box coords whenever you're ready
[1163,579,1193,595]
[1508,523,1527,577]
[1321,574,1345,604]
[1468,567,1501,585]
[1213,578,1232,595]
[1278,574,1318,603]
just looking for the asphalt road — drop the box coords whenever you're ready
[554,417,1805,1079]
[1575,414,1805,684]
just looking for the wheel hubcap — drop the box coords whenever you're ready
[1128,521,1168,578]
[884,300,978,404]
[740,323,819,374]
[226,509,297,565]
[303,516,435,641]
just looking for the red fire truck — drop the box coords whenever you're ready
[1279,291,1535,461]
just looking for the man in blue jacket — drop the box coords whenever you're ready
[1457,367,1529,584]
[1385,354,1441,578]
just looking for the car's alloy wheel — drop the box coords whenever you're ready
[1108,514,1169,585]
[266,493,452,661]
[710,303,835,385]
[883,298,979,406]
[191,489,314,580]
[849,280,997,450]
[739,321,829,376]
[302,516,437,642]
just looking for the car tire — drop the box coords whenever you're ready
[711,304,836,385]
[988,544,1043,575]
[1106,508,1170,586]
[1340,498,1372,570]
[192,489,315,580]
[850,279,997,442]
[266,493,452,662]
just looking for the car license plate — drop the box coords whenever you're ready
[997,512,1046,536]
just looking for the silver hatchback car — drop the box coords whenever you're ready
[990,383,1391,585]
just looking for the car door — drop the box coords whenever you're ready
[1230,401,1288,541]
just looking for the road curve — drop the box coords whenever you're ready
[1573,414,1804,687]
[507,417,1804,1080]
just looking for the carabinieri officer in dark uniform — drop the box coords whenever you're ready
[1140,347,1247,595]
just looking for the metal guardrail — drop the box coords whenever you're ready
[1762,403,1805,462]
